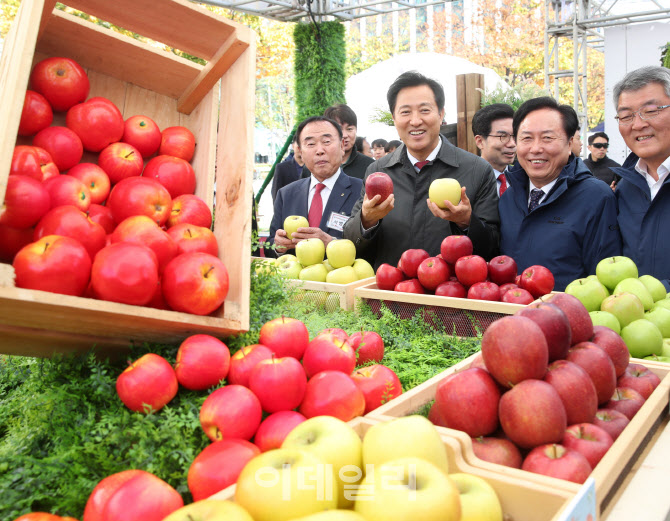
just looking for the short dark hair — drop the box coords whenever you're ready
[295,116,343,145]
[386,139,402,152]
[472,104,514,137]
[387,71,445,115]
[323,104,357,127]
[513,97,578,140]
[588,131,609,146]
[355,136,366,151]
[371,138,388,149]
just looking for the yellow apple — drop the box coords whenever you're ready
[326,266,358,285]
[284,215,309,240]
[326,239,357,269]
[352,258,375,280]
[291,511,368,520]
[279,260,303,279]
[449,473,503,521]
[162,499,253,521]
[254,258,277,275]
[278,254,299,266]
[299,263,328,282]
[296,238,326,267]
[428,178,461,209]
[323,259,335,272]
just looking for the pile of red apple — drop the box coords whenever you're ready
[375,235,555,304]
[0,56,227,315]
[114,317,402,501]
[428,292,661,484]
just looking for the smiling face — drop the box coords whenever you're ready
[516,108,572,188]
[477,117,516,172]
[392,85,445,161]
[588,136,608,161]
[617,83,670,173]
[298,121,344,182]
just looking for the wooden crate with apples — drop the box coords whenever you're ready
[0,0,256,356]
[367,353,670,519]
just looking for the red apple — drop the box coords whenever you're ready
[98,142,144,184]
[258,317,310,359]
[167,194,213,228]
[593,409,630,441]
[228,344,274,387]
[13,514,77,521]
[501,288,534,304]
[249,357,308,413]
[87,203,115,234]
[617,363,661,399]
[0,224,33,263]
[32,126,83,171]
[302,333,357,378]
[319,328,349,342]
[18,90,53,136]
[351,364,402,413]
[299,370,365,421]
[68,163,111,204]
[519,265,555,298]
[467,281,501,301]
[66,96,124,152]
[435,280,467,298]
[159,126,196,161]
[394,278,425,294]
[567,342,617,405]
[544,360,598,425]
[43,175,91,212]
[375,263,405,291]
[562,423,614,469]
[166,222,218,256]
[522,444,592,484]
[428,402,447,427]
[34,205,106,259]
[110,215,178,273]
[440,235,473,264]
[348,330,384,364]
[106,176,173,226]
[433,367,501,437]
[398,249,430,278]
[499,282,519,294]
[199,385,262,441]
[34,146,59,181]
[517,302,572,362]
[454,255,488,287]
[175,334,231,391]
[116,353,178,413]
[0,175,51,228]
[417,256,450,291]
[481,315,549,388]
[123,114,162,158]
[604,387,646,420]
[188,438,260,501]
[253,411,307,452]
[10,145,48,180]
[590,326,630,377]
[488,255,518,285]
[544,292,594,345]
[471,436,523,469]
[365,171,394,202]
[143,155,197,198]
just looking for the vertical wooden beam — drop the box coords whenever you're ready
[456,73,484,154]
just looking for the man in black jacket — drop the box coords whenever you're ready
[583,132,621,187]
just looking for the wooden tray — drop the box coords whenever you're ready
[0,0,256,357]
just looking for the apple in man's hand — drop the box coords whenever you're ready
[365,172,393,202]
[429,178,462,208]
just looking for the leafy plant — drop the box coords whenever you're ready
[369,107,394,127]
[478,77,551,111]
[662,42,670,68]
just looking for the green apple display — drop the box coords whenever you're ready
[326,266,358,285]
[282,416,363,509]
[589,311,621,334]
[565,277,610,312]
[620,319,663,358]
[296,238,326,267]
[645,354,670,362]
[323,259,335,272]
[162,499,253,521]
[600,292,645,328]
[644,307,670,338]
[299,264,328,282]
[613,278,654,310]
[326,239,357,269]
[449,473,503,521]
[277,254,299,266]
[352,258,375,280]
[596,256,638,291]
[279,260,303,279]
[652,299,670,312]
[639,275,667,302]
[284,216,309,240]
[662,338,670,357]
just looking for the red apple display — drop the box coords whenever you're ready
[604,387,646,420]
[454,255,488,287]
[351,364,402,413]
[32,126,83,171]
[66,96,124,152]
[616,363,661,400]
[159,126,196,161]
[517,302,572,362]
[471,436,523,469]
[545,292,594,345]
[501,288,534,304]
[522,444,592,484]
[398,249,430,278]
[18,90,53,136]
[253,411,307,452]
[199,385,262,441]
[394,278,425,294]
[166,223,218,256]
[10,145,49,180]
[249,357,308,412]
[106,176,173,226]
[167,194,213,228]
[544,360,598,425]
[87,203,115,234]
[258,317,310,359]
[440,235,473,264]
[467,281,501,301]
[319,327,349,342]
[116,353,178,413]
[174,334,231,391]
[593,409,630,441]
[348,330,384,364]
[110,215,178,273]
[34,205,106,259]
[123,114,162,158]
[375,263,405,291]
[566,342,617,405]
[435,280,467,298]
[302,334,357,378]
[562,423,614,469]
[365,172,393,202]
[0,224,33,263]
[43,175,91,212]
[519,265,555,298]
[0,175,51,228]
[299,370,365,421]
[488,255,518,285]
[98,142,144,184]
[68,163,111,204]
[143,155,197,198]
[417,256,450,291]
[590,326,630,378]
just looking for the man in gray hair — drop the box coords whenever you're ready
[612,66,670,288]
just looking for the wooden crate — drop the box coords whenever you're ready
[0,0,256,357]
[210,416,576,521]
[368,354,670,518]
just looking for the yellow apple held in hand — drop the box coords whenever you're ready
[429,178,461,209]
[284,215,309,240]
[327,239,356,269]
[449,473,503,521]
[161,500,253,521]
[327,266,358,284]
[296,238,326,267]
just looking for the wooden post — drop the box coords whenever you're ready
[456,73,484,154]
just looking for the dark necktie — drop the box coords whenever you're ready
[308,183,325,228]
[528,188,544,212]
[415,160,429,171]
[498,173,508,196]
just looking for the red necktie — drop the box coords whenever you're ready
[499,173,508,196]
[415,160,429,171]
[308,183,325,228]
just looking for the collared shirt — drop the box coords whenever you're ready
[408,137,443,172]
[634,156,670,200]
[527,178,559,207]
[309,169,342,212]
[494,168,507,197]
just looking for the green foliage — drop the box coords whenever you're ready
[369,107,394,127]
[294,22,347,121]
[479,77,551,111]
[663,42,670,69]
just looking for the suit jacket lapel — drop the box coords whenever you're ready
[320,174,352,229]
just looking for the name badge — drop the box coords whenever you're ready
[327,211,349,232]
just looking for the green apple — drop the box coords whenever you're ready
[296,238,326,267]
[282,416,363,509]
[653,299,670,312]
[620,319,663,358]
[614,278,654,311]
[326,266,358,285]
[362,415,449,474]
[254,258,277,275]
[278,260,303,279]
[291,511,368,521]
[449,473,503,521]
[565,277,610,312]
[596,256,638,291]
[645,307,670,338]
[324,293,341,312]
[235,448,338,521]
[284,215,309,240]
[352,258,375,280]
[589,311,621,334]
[323,259,335,272]
[429,178,462,209]
[326,239,356,269]
[353,457,461,521]
[600,292,645,328]
[162,500,253,521]
[639,275,667,302]
[645,354,670,363]
[277,254,299,266]
[299,264,328,282]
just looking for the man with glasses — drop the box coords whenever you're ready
[583,132,620,187]
[472,103,516,197]
[612,66,670,287]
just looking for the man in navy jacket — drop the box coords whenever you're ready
[499,97,621,291]
[612,66,670,288]
[266,116,363,257]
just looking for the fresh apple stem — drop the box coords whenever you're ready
[204,266,215,278]
[42,240,52,253]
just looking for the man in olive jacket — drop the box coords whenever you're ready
[343,71,500,269]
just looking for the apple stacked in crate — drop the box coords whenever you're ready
[3,56,226,316]
[565,256,670,361]
[429,292,661,483]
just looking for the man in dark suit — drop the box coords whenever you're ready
[271,134,305,202]
[267,116,363,257]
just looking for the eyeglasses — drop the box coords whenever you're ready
[615,104,670,124]
[591,143,609,149]
[486,132,514,144]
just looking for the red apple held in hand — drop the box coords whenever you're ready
[435,280,467,298]
[188,439,260,501]
[440,235,473,264]
[83,469,183,521]
[254,411,307,452]
[522,444,592,484]
[160,126,196,161]
[68,163,111,204]
[32,126,83,171]
[394,278,425,294]
[351,364,402,414]
[519,265,555,298]
[433,367,501,437]
[143,155,197,198]
[111,215,179,273]
[116,353,178,413]
[517,302,572,362]
[66,96,124,152]
[34,205,106,259]
[593,409,630,441]
[481,315,549,388]
[0,175,51,228]
[562,423,614,469]
[471,436,523,469]
[488,255,518,285]
[43,175,91,212]
[375,263,405,290]
[617,363,661,399]
[123,115,162,158]
[501,288,534,305]
[249,357,308,413]
[162,252,228,315]
[87,203,115,234]
[544,292,594,345]
[499,379,567,449]
[348,331,385,364]
[302,334,357,378]
[468,281,501,301]
[258,317,310,359]
[228,344,274,387]
[299,370,365,421]
[166,223,218,256]
[398,249,430,278]
[18,90,53,136]
[365,172,393,202]
[106,176,173,226]
[604,387,646,420]
[98,142,144,184]
[544,360,598,425]
[30,56,89,112]
[13,235,91,296]
[167,194,213,228]
[455,255,488,287]
[319,328,349,342]
[567,342,617,405]
[0,224,33,263]
[174,334,231,391]
[590,326,630,378]
[417,256,450,291]
[199,385,263,441]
